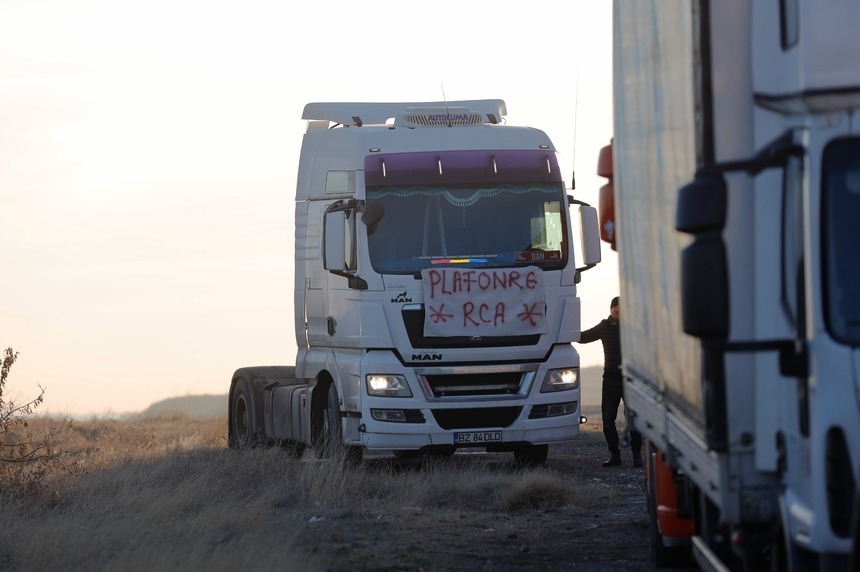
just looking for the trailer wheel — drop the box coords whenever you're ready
[513,444,548,467]
[229,377,258,449]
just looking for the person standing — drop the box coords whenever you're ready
[577,296,642,467]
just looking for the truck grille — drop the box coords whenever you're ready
[431,407,523,430]
[423,372,523,397]
[402,306,540,349]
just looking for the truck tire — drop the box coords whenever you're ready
[229,377,260,449]
[513,444,549,467]
[315,381,362,464]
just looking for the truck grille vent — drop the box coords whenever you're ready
[402,306,540,348]
[424,372,523,397]
[431,407,523,430]
[825,427,856,538]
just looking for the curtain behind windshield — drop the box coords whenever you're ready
[367,183,566,273]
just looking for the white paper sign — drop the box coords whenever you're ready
[421,266,547,337]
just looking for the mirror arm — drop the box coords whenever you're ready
[330,269,368,291]
[568,197,593,207]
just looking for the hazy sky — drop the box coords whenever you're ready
[0,0,617,416]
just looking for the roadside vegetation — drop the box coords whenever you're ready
[1,414,614,571]
[1,357,648,571]
[0,348,70,494]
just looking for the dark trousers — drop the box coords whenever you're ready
[602,374,642,455]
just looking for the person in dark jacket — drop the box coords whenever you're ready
[578,296,642,467]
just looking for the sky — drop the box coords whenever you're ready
[0,0,617,417]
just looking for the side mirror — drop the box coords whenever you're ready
[323,210,347,271]
[680,238,729,337]
[676,173,729,338]
[578,205,602,270]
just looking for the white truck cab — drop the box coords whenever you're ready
[229,100,602,466]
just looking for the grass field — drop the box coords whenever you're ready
[0,412,648,571]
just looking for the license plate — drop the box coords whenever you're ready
[454,431,502,444]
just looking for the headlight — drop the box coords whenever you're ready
[540,368,579,392]
[366,374,413,397]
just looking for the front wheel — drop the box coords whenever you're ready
[315,382,361,465]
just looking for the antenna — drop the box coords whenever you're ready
[571,63,580,190]
[441,83,452,127]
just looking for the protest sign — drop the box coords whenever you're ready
[421,266,546,337]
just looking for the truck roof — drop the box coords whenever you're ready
[295,101,558,201]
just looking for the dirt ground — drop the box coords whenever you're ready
[294,418,651,571]
[297,397,654,571]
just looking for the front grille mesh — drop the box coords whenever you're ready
[424,372,523,397]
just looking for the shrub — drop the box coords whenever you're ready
[0,347,66,494]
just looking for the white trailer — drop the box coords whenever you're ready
[229,100,602,466]
[602,1,860,569]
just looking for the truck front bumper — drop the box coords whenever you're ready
[351,345,583,452]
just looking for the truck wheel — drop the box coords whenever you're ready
[318,382,342,457]
[315,382,361,464]
[513,444,548,467]
[229,378,258,449]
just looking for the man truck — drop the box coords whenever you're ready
[229,100,602,466]
[599,1,860,569]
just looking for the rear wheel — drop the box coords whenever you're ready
[513,444,548,468]
[229,378,258,449]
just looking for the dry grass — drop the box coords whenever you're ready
[0,414,622,572]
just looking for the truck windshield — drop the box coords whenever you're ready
[822,137,860,345]
[365,182,568,274]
